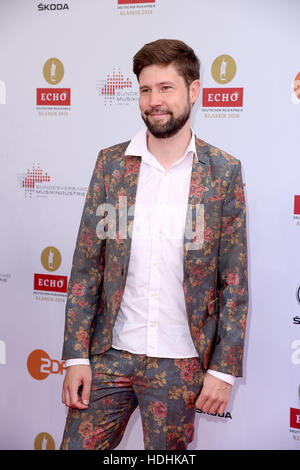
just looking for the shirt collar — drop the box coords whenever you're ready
[125,127,196,171]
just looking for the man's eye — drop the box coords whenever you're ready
[141,89,150,93]
[162,86,171,91]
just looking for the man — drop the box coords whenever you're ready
[60,39,248,450]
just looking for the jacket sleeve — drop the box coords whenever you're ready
[208,159,248,377]
[61,150,106,360]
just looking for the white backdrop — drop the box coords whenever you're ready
[0,0,300,450]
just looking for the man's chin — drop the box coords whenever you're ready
[142,115,169,134]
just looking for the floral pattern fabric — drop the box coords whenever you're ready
[60,348,204,450]
[61,136,248,377]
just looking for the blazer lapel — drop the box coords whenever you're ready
[120,137,211,276]
[121,153,142,268]
[183,136,210,258]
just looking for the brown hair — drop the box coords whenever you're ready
[133,39,200,87]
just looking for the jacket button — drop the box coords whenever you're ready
[121,267,124,276]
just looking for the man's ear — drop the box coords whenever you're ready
[189,80,201,105]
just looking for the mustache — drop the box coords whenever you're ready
[144,108,172,116]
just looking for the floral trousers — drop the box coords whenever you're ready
[60,347,204,450]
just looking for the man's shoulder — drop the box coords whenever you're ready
[100,140,131,160]
[195,135,240,169]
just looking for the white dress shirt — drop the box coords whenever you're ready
[66,128,234,386]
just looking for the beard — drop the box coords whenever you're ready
[141,101,191,139]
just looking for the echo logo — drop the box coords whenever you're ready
[202,88,243,107]
[36,88,71,106]
[118,0,155,3]
[34,432,55,450]
[27,349,66,380]
[34,273,67,293]
[294,196,300,216]
[291,340,300,365]
[0,340,6,364]
[290,408,300,430]
[0,80,5,104]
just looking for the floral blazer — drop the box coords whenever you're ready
[62,136,248,377]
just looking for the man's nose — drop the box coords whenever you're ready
[149,89,163,108]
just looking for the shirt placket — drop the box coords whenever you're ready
[146,169,169,356]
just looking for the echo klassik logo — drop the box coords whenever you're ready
[290,408,300,430]
[294,196,300,216]
[202,54,244,117]
[34,432,55,450]
[37,58,71,110]
[27,349,66,380]
[34,246,68,295]
[117,0,155,16]
[294,196,300,226]
[118,0,155,3]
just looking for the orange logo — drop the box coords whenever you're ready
[27,349,66,380]
[294,72,300,100]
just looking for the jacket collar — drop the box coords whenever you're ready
[195,136,210,165]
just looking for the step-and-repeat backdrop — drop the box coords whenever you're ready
[0,0,299,450]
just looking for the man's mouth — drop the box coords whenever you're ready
[145,110,171,117]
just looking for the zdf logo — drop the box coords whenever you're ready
[27,349,66,380]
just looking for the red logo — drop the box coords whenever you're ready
[37,88,71,106]
[34,273,68,293]
[202,88,243,107]
[290,408,300,429]
[21,163,50,189]
[27,349,66,380]
[118,0,155,4]
[100,68,132,98]
[294,195,300,215]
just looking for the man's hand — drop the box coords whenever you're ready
[195,373,232,415]
[62,365,92,409]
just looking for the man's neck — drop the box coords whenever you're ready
[146,121,193,170]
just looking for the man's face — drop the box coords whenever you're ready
[138,63,198,139]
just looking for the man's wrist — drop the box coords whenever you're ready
[65,358,90,367]
[206,369,235,385]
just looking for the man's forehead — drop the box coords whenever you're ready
[138,63,183,83]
